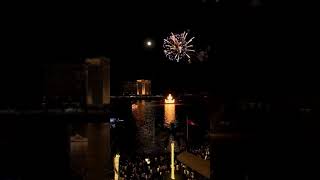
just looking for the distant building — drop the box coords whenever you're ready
[44,57,110,108]
[44,64,87,107]
[85,57,110,106]
[121,81,137,95]
[121,79,152,96]
[137,79,151,95]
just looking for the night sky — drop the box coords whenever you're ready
[0,2,318,179]
[3,0,218,98]
[1,0,318,104]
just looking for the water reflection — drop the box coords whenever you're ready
[70,134,88,177]
[70,123,111,179]
[129,100,207,154]
[132,100,157,153]
[164,103,176,127]
[131,101,145,126]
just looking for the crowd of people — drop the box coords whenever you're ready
[188,144,210,160]
[118,153,206,180]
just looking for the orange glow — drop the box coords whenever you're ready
[171,142,175,179]
[131,103,138,110]
[164,103,175,127]
[136,79,151,95]
[165,94,175,104]
[132,101,145,126]
[114,154,120,180]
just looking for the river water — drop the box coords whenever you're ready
[70,99,209,177]
[109,99,209,157]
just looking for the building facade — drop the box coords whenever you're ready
[121,79,152,96]
[136,79,151,95]
[44,64,87,108]
[44,57,110,109]
[121,81,137,95]
[85,57,110,106]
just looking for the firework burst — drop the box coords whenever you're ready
[163,31,195,62]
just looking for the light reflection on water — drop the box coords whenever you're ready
[164,103,176,127]
[71,100,208,158]
[129,100,208,154]
[132,100,176,128]
[132,100,158,153]
[70,99,208,176]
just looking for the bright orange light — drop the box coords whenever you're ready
[165,94,175,104]
[131,103,138,110]
[171,142,175,179]
[114,154,120,180]
[164,103,175,127]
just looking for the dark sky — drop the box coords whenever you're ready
[1,0,218,102]
[1,0,318,103]
[77,0,218,93]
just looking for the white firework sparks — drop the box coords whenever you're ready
[163,31,195,62]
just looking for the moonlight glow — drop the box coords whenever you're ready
[163,31,195,62]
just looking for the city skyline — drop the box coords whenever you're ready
[1,0,316,106]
